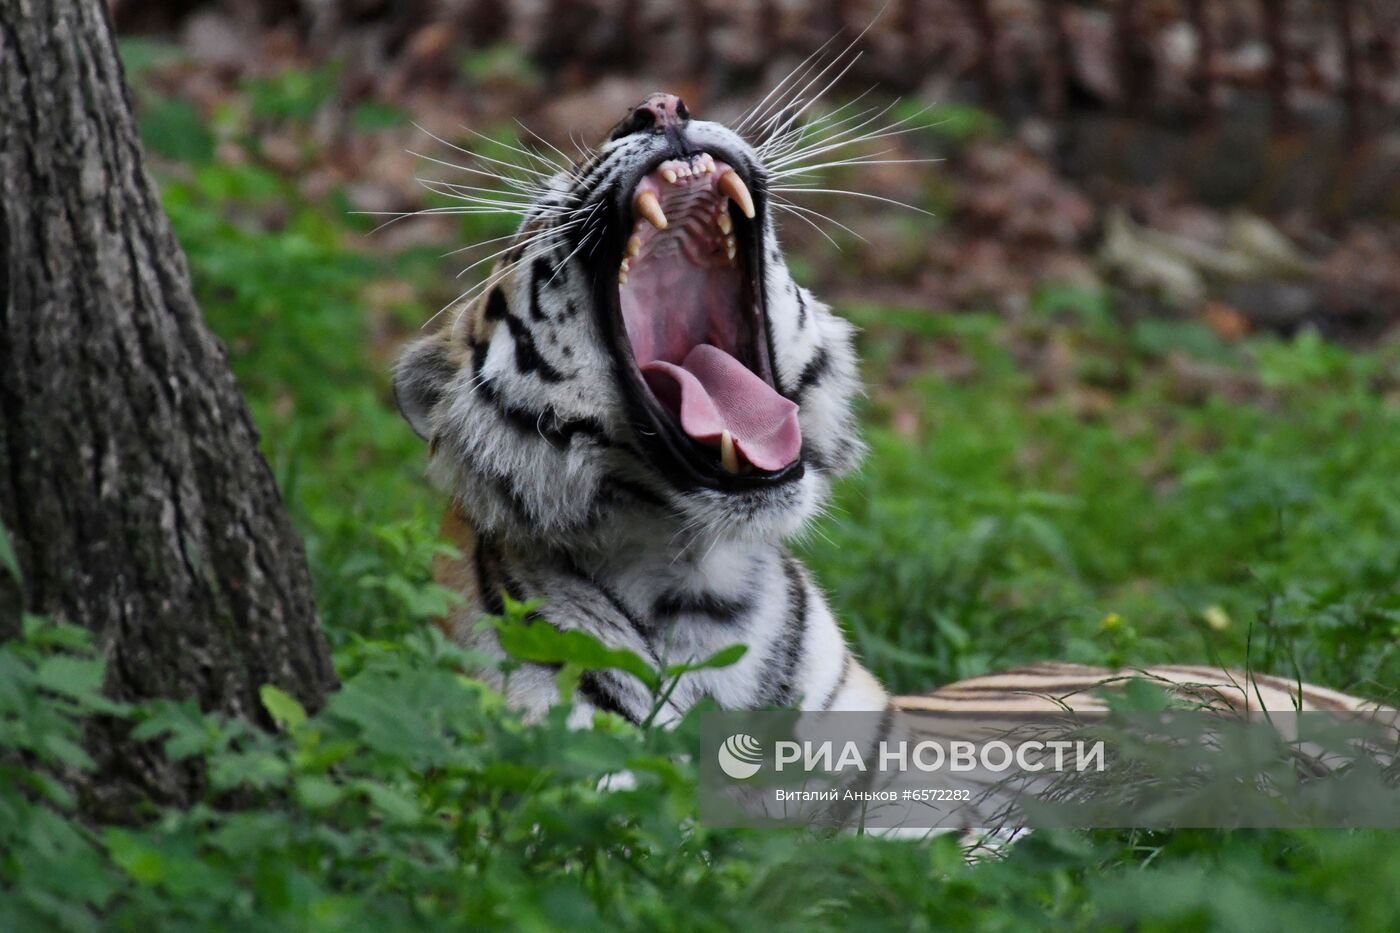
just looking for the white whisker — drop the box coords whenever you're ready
[773,199,868,244]
[773,202,844,250]
[772,185,935,217]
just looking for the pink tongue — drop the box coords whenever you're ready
[642,345,801,471]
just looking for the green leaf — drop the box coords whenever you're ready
[42,734,95,772]
[105,829,168,885]
[496,617,660,691]
[663,643,747,679]
[260,684,307,731]
[294,775,345,810]
[354,780,421,824]
[34,656,105,700]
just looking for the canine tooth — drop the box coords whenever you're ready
[661,168,677,184]
[717,212,732,234]
[720,430,740,474]
[627,235,642,257]
[718,171,755,219]
[634,190,668,230]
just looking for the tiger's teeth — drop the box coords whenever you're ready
[718,171,755,219]
[717,212,732,234]
[661,168,677,184]
[627,235,641,257]
[634,191,667,230]
[719,430,740,474]
[724,235,736,260]
[618,270,628,284]
[620,258,630,273]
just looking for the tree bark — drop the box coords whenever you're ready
[0,0,335,818]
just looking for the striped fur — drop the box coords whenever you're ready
[399,105,881,725]
[396,101,1383,726]
[896,662,1389,715]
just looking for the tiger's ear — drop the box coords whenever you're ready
[393,335,457,441]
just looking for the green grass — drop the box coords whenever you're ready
[812,303,1400,699]
[2,61,1398,931]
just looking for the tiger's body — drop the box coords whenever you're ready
[395,92,1383,725]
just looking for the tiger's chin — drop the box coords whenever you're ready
[595,145,807,502]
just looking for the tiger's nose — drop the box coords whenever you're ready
[636,93,690,132]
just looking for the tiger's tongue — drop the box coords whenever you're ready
[642,344,801,471]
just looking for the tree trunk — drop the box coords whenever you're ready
[0,0,336,818]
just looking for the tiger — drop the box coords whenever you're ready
[393,92,1387,728]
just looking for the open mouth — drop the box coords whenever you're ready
[605,151,802,489]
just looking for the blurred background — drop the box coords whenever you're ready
[110,1,1400,697]
[115,0,1400,333]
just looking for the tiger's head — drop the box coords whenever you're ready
[394,93,865,553]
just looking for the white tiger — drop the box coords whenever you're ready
[393,92,1384,726]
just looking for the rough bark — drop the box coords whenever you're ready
[0,0,336,818]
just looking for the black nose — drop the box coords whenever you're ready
[610,92,692,140]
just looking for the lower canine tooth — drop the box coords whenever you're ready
[720,430,740,474]
[634,191,667,230]
[718,171,756,219]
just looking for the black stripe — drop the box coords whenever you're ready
[484,287,509,322]
[933,681,1108,697]
[482,470,540,528]
[589,580,654,646]
[474,540,506,616]
[794,286,808,329]
[794,348,831,399]
[578,671,641,724]
[762,557,809,707]
[529,258,553,322]
[1251,673,1352,711]
[820,652,854,711]
[475,378,612,448]
[503,313,566,382]
[652,589,751,625]
[482,287,568,383]
[470,339,489,375]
